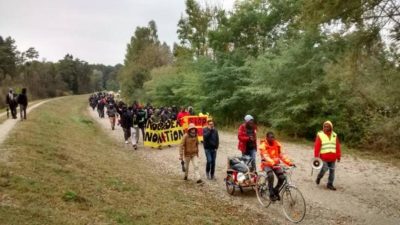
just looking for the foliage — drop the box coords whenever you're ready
[118,21,172,103]
[135,0,400,153]
[0,36,120,108]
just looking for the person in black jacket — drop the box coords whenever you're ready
[17,88,28,120]
[136,106,147,142]
[203,119,219,180]
[116,105,133,144]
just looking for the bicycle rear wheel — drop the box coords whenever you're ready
[225,174,235,195]
[255,175,272,208]
[281,185,306,223]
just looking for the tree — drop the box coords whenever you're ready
[177,0,216,56]
[24,47,39,62]
[119,20,172,101]
[0,36,18,79]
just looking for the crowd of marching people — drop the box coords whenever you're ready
[90,91,341,198]
[4,88,28,121]
[88,92,198,150]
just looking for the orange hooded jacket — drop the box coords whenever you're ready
[259,139,293,170]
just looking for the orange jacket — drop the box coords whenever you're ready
[259,139,293,169]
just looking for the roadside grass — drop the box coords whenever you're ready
[0,95,270,225]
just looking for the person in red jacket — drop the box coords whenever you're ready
[238,115,257,171]
[177,107,189,126]
[314,121,341,190]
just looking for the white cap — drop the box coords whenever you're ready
[244,115,254,122]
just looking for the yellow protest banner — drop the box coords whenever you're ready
[144,120,185,148]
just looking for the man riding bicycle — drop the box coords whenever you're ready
[259,132,295,201]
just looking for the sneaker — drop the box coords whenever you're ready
[316,177,321,185]
[196,179,203,184]
[211,175,216,180]
[327,184,337,191]
[184,176,188,181]
[133,145,137,150]
[125,141,129,144]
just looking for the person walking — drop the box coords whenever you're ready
[314,121,341,191]
[6,88,18,119]
[203,120,219,180]
[136,105,147,143]
[117,105,133,144]
[107,103,117,130]
[180,123,202,184]
[188,106,195,115]
[17,88,28,121]
[131,106,140,150]
[177,107,189,126]
[237,115,257,171]
[97,98,106,118]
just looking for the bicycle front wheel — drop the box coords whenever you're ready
[255,174,272,208]
[281,185,306,223]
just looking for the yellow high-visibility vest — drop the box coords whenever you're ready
[318,131,337,154]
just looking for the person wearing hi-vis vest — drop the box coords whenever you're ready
[314,121,341,191]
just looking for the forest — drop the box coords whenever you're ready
[0,36,120,108]
[118,0,400,154]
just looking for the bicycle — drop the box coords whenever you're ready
[255,165,306,223]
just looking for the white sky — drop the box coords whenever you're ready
[0,0,235,65]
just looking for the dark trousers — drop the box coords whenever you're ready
[9,104,17,119]
[98,109,104,118]
[139,127,145,142]
[264,166,285,196]
[204,148,217,177]
[19,104,27,120]
[123,127,131,141]
[318,161,336,185]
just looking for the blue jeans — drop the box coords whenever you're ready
[318,161,336,185]
[242,149,257,171]
[205,148,217,177]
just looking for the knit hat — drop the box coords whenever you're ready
[244,115,254,122]
[323,121,333,129]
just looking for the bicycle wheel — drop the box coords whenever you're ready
[281,185,306,223]
[255,175,272,208]
[225,174,235,195]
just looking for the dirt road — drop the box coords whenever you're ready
[90,108,400,225]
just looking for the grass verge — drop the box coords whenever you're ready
[0,95,270,225]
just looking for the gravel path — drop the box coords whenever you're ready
[90,107,400,225]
